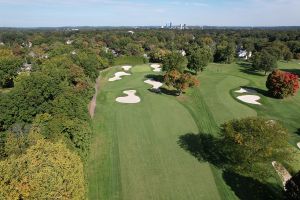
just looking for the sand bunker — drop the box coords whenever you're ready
[235,87,257,94]
[116,90,141,104]
[109,72,131,82]
[150,64,162,72]
[144,79,163,89]
[236,95,261,105]
[122,65,132,71]
[272,161,292,188]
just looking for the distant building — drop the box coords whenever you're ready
[238,50,252,60]
[18,63,32,74]
[0,42,4,46]
[128,31,135,34]
[66,40,73,45]
[180,50,186,56]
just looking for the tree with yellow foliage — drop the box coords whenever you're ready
[0,137,86,199]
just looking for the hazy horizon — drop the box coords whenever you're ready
[0,0,299,27]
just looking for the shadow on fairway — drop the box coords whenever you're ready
[178,133,283,199]
[145,74,180,96]
[145,74,164,82]
[178,133,226,168]
[223,171,283,200]
[241,86,275,99]
[237,62,266,77]
[282,69,300,76]
[295,128,300,136]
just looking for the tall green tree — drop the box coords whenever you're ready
[221,117,292,180]
[0,56,23,88]
[214,41,235,64]
[187,47,212,74]
[162,52,185,72]
[252,50,278,75]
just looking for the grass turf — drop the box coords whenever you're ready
[88,60,300,199]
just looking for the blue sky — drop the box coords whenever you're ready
[0,0,299,27]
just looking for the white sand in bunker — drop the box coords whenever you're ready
[144,79,163,89]
[122,65,132,71]
[150,64,162,72]
[236,95,261,105]
[115,90,141,104]
[235,87,257,94]
[108,71,131,82]
[272,161,292,187]
[297,142,300,149]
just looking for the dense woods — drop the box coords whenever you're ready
[0,28,300,198]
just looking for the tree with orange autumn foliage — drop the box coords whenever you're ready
[164,69,199,95]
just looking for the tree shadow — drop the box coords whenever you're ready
[223,171,283,200]
[145,74,180,96]
[145,74,164,82]
[281,69,300,76]
[295,128,300,136]
[237,62,266,77]
[178,132,284,199]
[241,86,274,98]
[178,133,228,168]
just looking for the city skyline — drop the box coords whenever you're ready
[0,0,299,27]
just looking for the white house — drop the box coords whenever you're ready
[180,50,186,56]
[238,50,247,58]
[66,40,73,45]
[128,31,134,34]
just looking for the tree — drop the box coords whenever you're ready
[220,117,292,180]
[0,56,23,88]
[266,70,299,99]
[149,48,170,63]
[282,48,293,62]
[187,47,212,74]
[285,171,300,200]
[124,43,144,56]
[32,113,92,159]
[0,138,86,199]
[214,41,235,64]
[164,70,199,95]
[252,50,278,75]
[162,52,185,72]
[72,52,100,82]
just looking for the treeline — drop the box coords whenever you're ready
[0,31,108,198]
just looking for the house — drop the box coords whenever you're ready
[66,40,73,45]
[238,50,247,58]
[128,31,135,34]
[180,50,186,56]
[28,51,36,58]
[0,42,4,46]
[18,63,32,74]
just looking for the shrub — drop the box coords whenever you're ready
[164,70,199,95]
[285,171,300,200]
[266,70,299,99]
